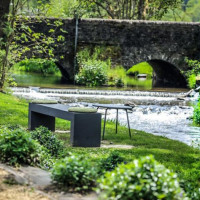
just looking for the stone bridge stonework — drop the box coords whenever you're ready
[28,18,200,88]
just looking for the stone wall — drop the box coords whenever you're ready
[21,18,200,87]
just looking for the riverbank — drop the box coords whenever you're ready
[10,87,200,144]
[0,92,200,198]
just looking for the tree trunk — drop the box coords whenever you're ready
[0,0,10,38]
[0,0,10,91]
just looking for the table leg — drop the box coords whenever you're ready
[116,109,118,134]
[126,109,131,138]
[28,111,55,131]
[102,108,108,140]
[70,113,101,147]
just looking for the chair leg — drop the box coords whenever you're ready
[126,109,131,138]
[102,108,108,140]
[116,109,118,134]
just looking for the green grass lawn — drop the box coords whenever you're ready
[0,92,200,197]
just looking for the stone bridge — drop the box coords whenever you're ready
[27,18,200,88]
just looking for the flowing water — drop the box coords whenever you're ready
[11,70,200,145]
[11,86,200,145]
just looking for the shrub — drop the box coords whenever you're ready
[30,126,64,157]
[188,74,196,89]
[14,58,59,75]
[97,156,189,200]
[0,127,55,168]
[51,154,97,191]
[185,57,200,78]
[179,169,200,200]
[75,60,108,86]
[193,100,200,125]
[98,151,125,174]
[115,78,124,87]
[0,128,38,165]
[32,143,55,170]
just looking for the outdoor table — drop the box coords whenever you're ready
[93,104,133,140]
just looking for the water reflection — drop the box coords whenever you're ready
[12,71,153,90]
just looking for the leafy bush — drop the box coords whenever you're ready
[179,168,200,200]
[75,60,108,86]
[98,151,125,174]
[32,143,55,170]
[193,100,200,125]
[97,156,188,200]
[14,58,59,75]
[30,126,64,157]
[188,74,196,89]
[0,127,55,168]
[115,78,124,87]
[0,128,38,165]
[51,154,97,191]
[185,57,200,77]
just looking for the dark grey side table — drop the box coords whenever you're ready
[93,104,133,140]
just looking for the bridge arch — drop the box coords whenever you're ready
[147,59,187,88]
[127,59,187,88]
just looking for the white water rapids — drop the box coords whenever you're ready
[11,87,200,145]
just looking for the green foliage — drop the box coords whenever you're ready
[76,46,113,86]
[184,58,200,77]
[30,126,64,157]
[0,127,38,165]
[98,151,125,173]
[0,0,67,91]
[1,93,200,196]
[97,155,188,200]
[188,74,196,89]
[182,58,200,88]
[51,154,97,191]
[162,0,200,22]
[14,58,60,75]
[193,100,200,125]
[107,66,126,83]
[75,60,108,86]
[0,126,55,169]
[127,62,153,77]
[115,78,124,87]
[179,167,200,200]
[47,0,182,20]
[13,16,67,62]
[47,0,107,18]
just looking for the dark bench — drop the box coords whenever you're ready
[28,103,101,147]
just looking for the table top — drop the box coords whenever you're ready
[93,104,133,110]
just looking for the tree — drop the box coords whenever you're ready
[0,0,11,91]
[0,0,66,91]
[0,1,10,32]
[78,0,182,20]
[46,0,182,20]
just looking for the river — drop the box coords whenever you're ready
[11,71,200,145]
[11,83,200,146]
